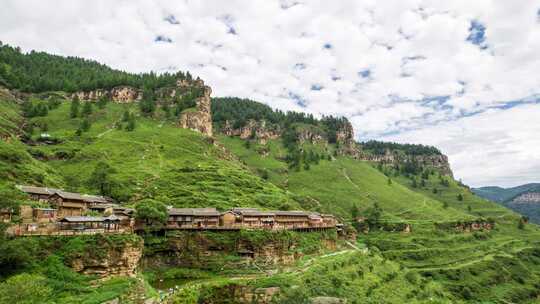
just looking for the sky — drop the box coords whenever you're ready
[1,0,539,188]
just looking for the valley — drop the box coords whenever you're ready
[0,44,539,303]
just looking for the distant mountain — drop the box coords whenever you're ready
[473,183,540,202]
[473,183,540,223]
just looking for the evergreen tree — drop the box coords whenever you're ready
[81,101,92,116]
[87,161,117,196]
[97,95,108,109]
[80,119,91,132]
[70,97,80,118]
[126,115,136,131]
[457,194,464,201]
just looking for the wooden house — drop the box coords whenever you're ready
[167,208,220,229]
[230,208,275,229]
[0,208,13,223]
[274,211,311,229]
[49,191,89,216]
[32,208,57,223]
[58,215,121,232]
[321,214,337,227]
[17,185,59,201]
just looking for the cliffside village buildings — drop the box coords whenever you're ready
[5,186,340,236]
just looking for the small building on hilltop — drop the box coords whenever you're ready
[167,208,220,229]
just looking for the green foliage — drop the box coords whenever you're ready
[87,161,117,197]
[81,101,92,116]
[0,44,187,92]
[361,140,442,156]
[70,97,79,118]
[0,273,52,304]
[135,199,168,225]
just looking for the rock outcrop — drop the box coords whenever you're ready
[512,192,540,204]
[222,120,281,144]
[142,231,336,270]
[69,238,143,278]
[71,86,142,103]
[179,80,213,137]
[360,150,453,176]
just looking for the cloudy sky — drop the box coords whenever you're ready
[1,0,540,187]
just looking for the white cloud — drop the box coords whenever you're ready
[1,0,539,186]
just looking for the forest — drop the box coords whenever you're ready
[0,43,194,93]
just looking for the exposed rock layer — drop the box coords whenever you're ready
[179,80,213,137]
[69,238,143,278]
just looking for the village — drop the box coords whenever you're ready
[2,186,342,237]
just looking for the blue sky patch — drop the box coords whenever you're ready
[294,63,306,70]
[358,69,371,78]
[288,91,307,107]
[311,84,323,91]
[467,20,488,49]
[164,15,179,25]
[155,35,173,43]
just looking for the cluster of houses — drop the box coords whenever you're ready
[166,207,340,231]
[4,186,340,236]
[7,186,134,236]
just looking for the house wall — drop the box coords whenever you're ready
[221,213,236,227]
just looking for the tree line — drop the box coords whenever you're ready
[0,43,195,93]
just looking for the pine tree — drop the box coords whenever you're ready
[126,115,136,131]
[70,97,80,118]
[81,101,92,116]
[80,119,91,132]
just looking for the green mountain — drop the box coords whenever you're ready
[1,45,540,304]
[474,184,540,224]
[473,184,540,203]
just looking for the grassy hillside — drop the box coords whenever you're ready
[218,135,472,223]
[21,100,303,210]
[217,133,540,303]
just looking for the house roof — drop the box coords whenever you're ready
[231,208,275,217]
[274,210,314,217]
[59,215,120,222]
[168,208,220,216]
[89,203,117,210]
[59,216,106,222]
[18,185,59,196]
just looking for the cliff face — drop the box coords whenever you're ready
[360,150,453,176]
[143,231,336,270]
[222,120,280,144]
[69,238,143,278]
[512,192,540,204]
[179,80,213,137]
[71,86,142,103]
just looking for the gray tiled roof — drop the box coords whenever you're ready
[169,208,220,216]
[17,185,59,196]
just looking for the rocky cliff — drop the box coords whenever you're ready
[143,231,337,271]
[222,119,281,144]
[68,236,144,278]
[511,192,540,204]
[179,80,213,137]
[71,86,142,103]
[360,149,453,176]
